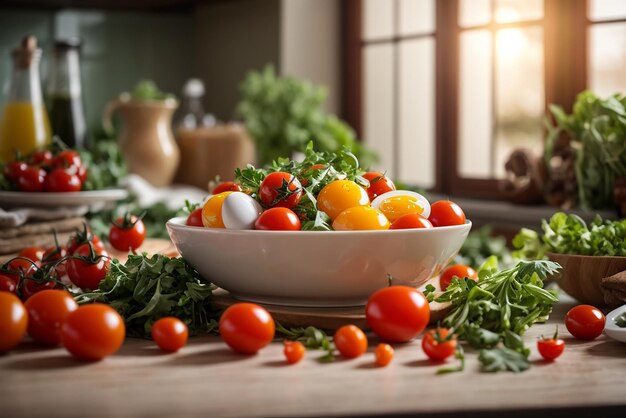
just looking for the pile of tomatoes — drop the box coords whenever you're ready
[188,173,466,231]
[3,148,88,192]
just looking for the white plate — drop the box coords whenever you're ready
[605,304,626,343]
[0,189,128,209]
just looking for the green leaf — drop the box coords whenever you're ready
[479,347,530,373]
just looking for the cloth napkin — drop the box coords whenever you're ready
[0,206,89,229]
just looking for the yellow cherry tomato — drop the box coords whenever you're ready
[202,192,233,228]
[317,180,369,220]
[332,206,390,231]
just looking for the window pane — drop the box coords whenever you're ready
[494,26,544,178]
[589,23,626,97]
[495,0,543,23]
[459,30,493,179]
[459,0,491,27]
[398,38,435,188]
[363,0,394,40]
[363,44,395,176]
[399,0,435,35]
[590,0,626,21]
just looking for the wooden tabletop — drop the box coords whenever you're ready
[1,294,625,418]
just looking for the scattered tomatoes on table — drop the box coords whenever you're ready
[109,213,147,251]
[422,328,457,362]
[439,264,477,291]
[365,286,430,343]
[283,340,306,364]
[60,304,125,361]
[537,327,565,361]
[219,303,275,354]
[152,317,189,353]
[565,305,606,340]
[334,325,368,359]
[428,200,466,227]
[0,292,28,353]
[24,289,78,346]
[374,343,394,367]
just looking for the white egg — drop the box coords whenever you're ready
[222,192,263,229]
[371,190,431,220]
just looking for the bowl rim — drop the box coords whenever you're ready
[167,216,472,236]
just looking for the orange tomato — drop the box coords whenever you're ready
[422,328,457,362]
[0,292,28,352]
[283,340,306,364]
[333,324,368,359]
[317,180,369,220]
[374,343,394,367]
[24,289,78,346]
[439,264,477,291]
[151,317,189,352]
[332,206,390,231]
[219,303,275,354]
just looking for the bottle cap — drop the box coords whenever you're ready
[12,35,41,68]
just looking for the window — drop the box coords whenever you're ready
[342,0,626,199]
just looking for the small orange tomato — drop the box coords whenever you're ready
[0,292,28,353]
[422,328,457,362]
[219,303,275,354]
[333,324,368,359]
[439,264,477,291]
[25,289,78,346]
[151,317,189,353]
[283,340,306,364]
[374,343,394,367]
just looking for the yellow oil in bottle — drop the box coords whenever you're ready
[0,101,51,163]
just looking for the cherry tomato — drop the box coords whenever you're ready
[53,150,82,169]
[44,168,82,192]
[334,324,368,359]
[202,191,233,228]
[366,286,430,343]
[67,230,104,254]
[332,206,390,231]
[42,245,68,277]
[21,277,59,301]
[254,207,301,231]
[428,200,466,227]
[0,274,18,294]
[5,257,38,284]
[30,149,53,165]
[299,164,328,186]
[317,180,369,220]
[17,166,46,192]
[0,292,28,352]
[363,172,396,201]
[213,181,243,194]
[422,328,457,362]
[374,343,394,367]
[186,207,203,227]
[565,305,605,340]
[259,172,303,209]
[283,340,306,364]
[60,304,125,361]
[109,215,147,251]
[390,213,433,230]
[18,246,44,262]
[537,328,565,361]
[24,289,78,346]
[66,243,110,290]
[219,303,275,354]
[4,161,27,182]
[151,317,189,352]
[439,264,477,291]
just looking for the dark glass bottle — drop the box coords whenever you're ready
[47,39,86,148]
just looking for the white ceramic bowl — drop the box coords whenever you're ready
[166,217,472,307]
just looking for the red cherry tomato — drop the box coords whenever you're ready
[0,274,18,294]
[422,328,457,362]
[212,181,243,194]
[334,325,368,359]
[565,305,606,340]
[24,289,78,346]
[366,286,430,343]
[219,303,275,354]
[66,243,110,290]
[283,340,306,364]
[375,343,394,367]
[42,245,68,277]
[537,328,565,361]
[67,230,103,254]
[60,304,125,361]
[0,292,28,352]
[4,161,27,183]
[390,213,433,230]
[428,200,466,227]
[439,264,477,291]
[44,168,82,192]
[363,171,396,201]
[259,172,303,208]
[18,246,44,263]
[29,150,54,165]
[17,166,46,192]
[109,216,147,251]
[186,207,204,227]
[21,277,59,301]
[151,317,189,352]
[254,207,301,231]
[53,150,82,169]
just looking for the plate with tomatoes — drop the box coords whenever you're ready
[0,188,128,208]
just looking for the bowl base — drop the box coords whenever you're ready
[229,292,367,308]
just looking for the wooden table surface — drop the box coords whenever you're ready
[1,295,625,418]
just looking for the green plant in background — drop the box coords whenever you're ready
[237,65,377,167]
[79,136,127,191]
[454,225,513,269]
[546,91,626,209]
[129,79,175,101]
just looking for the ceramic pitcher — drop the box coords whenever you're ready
[103,94,180,187]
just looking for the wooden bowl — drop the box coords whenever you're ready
[548,253,626,307]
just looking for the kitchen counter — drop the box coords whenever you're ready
[1,296,625,418]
